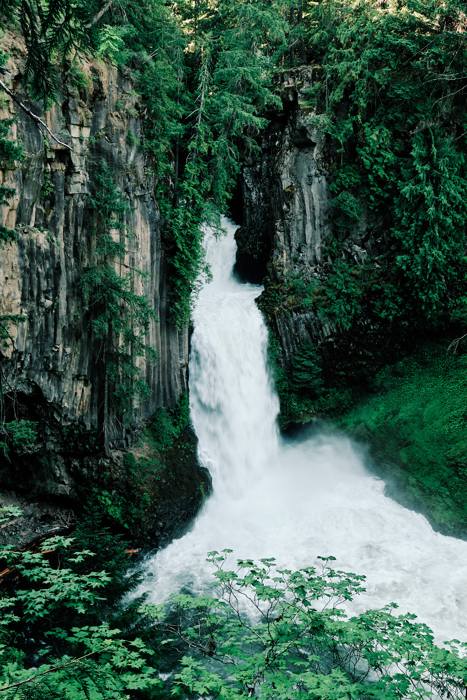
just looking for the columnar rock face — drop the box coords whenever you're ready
[0,34,188,496]
[236,70,333,367]
[237,70,330,270]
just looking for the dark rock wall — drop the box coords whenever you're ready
[0,33,188,498]
[237,70,334,369]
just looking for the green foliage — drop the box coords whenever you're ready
[316,260,366,333]
[0,70,23,243]
[40,167,54,200]
[339,343,467,537]
[0,0,90,100]
[65,58,90,93]
[266,333,316,429]
[162,0,290,325]
[0,505,22,525]
[0,518,160,699]
[392,131,466,320]
[148,392,191,453]
[96,24,129,64]
[80,162,154,426]
[0,419,38,460]
[149,551,467,698]
[300,0,466,336]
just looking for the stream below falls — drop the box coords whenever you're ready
[140,219,467,643]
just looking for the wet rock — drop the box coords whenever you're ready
[0,32,189,502]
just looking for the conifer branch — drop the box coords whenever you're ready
[86,0,114,28]
[0,78,72,151]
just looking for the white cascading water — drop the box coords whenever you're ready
[141,219,467,643]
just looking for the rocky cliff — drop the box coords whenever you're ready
[236,68,330,285]
[236,71,333,395]
[236,73,467,537]
[0,34,192,508]
[236,70,372,426]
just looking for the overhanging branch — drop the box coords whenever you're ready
[0,79,72,151]
[0,651,98,692]
[86,0,114,28]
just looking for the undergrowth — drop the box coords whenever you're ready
[338,343,467,537]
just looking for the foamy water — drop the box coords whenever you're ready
[139,219,467,644]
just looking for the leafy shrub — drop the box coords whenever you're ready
[0,508,160,699]
[147,551,467,699]
[0,420,38,459]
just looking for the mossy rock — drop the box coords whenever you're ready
[338,344,467,538]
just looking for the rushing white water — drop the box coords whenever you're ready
[141,219,467,643]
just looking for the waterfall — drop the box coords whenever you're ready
[140,219,467,643]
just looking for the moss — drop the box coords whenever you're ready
[0,420,38,459]
[267,312,466,536]
[266,331,358,430]
[338,344,467,537]
[266,335,312,430]
[87,394,211,547]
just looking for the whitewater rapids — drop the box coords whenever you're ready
[140,219,467,643]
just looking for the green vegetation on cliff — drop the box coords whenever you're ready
[0,0,292,326]
[308,0,466,333]
[0,97,22,242]
[88,394,210,547]
[262,0,466,413]
[80,162,155,431]
[2,0,465,384]
[339,344,467,537]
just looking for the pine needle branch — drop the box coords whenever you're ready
[0,78,72,151]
